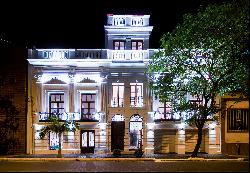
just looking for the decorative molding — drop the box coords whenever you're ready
[44,77,67,84]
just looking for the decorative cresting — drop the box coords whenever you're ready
[41,49,72,60]
[36,73,71,84]
[75,73,104,83]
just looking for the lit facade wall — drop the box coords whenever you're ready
[25,14,248,155]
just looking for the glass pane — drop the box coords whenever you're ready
[60,94,64,101]
[119,86,124,97]
[91,95,96,101]
[132,42,136,48]
[56,95,60,101]
[51,109,57,114]
[82,132,87,147]
[130,130,138,146]
[137,85,142,96]
[120,42,124,50]
[90,109,95,114]
[82,95,86,101]
[83,109,88,114]
[82,103,88,108]
[87,95,91,101]
[138,42,143,50]
[51,103,57,108]
[51,95,55,101]
[59,109,64,114]
[131,86,135,93]
[113,86,118,97]
[89,132,95,147]
[59,103,64,108]
[50,132,59,150]
[90,103,95,109]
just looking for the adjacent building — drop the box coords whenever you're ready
[26,14,249,155]
[0,47,27,155]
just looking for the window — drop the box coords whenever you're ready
[111,83,124,107]
[49,93,64,115]
[132,40,143,50]
[49,132,59,150]
[113,41,125,50]
[227,109,249,132]
[81,94,96,119]
[158,101,172,119]
[130,83,143,107]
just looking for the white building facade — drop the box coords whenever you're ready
[26,14,246,155]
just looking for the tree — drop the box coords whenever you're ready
[39,114,80,158]
[147,0,249,157]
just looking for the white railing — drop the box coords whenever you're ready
[107,50,149,61]
[106,15,150,26]
[29,49,157,60]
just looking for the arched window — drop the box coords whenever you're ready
[129,114,143,149]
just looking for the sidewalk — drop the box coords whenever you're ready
[0,153,248,161]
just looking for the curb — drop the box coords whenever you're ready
[0,157,248,162]
[0,158,154,161]
[154,158,248,162]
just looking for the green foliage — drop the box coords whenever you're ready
[39,115,80,140]
[147,0,249,157]
[39,114,80,157]
[147,0,249,118]
[112,149,121,157]
[134,148,144,158]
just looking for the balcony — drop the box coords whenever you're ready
[130,96,144,108]
[28,49,157,61]
[106,14,150,27]
[38,112,102,122]
[153,112,181,122]
[111,97,124,107]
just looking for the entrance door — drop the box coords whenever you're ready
[80,130,95,153]
[111,121,125,151]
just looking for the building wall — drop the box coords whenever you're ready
[221,96,249,156]
[0,47,27,154]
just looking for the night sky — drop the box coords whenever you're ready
[0,0,225,49]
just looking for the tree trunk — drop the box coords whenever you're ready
[191,126,203,157]
[57,133,63,158]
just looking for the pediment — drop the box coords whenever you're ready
[78,77,96,83]
[45,77,67,84]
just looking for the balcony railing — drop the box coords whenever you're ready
[38,112,101,122]
[130,96,144,107]
[106,14,150,27]
[28,49,157,61]
[111,97,124,107]
[107,50,149,61]
[154,112,181,122]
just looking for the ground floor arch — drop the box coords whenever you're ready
[111,114,125,151]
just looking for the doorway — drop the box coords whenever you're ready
[80,130,95,153]
[111,114,125,151]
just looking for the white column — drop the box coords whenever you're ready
[175,129,185,154]
[207,126,221,154]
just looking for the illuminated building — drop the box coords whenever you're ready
[26,14,248,155]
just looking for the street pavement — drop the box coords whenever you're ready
[0,160,249,172]
[0,153,248,161]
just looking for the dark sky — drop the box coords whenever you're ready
[0,0,225,49]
